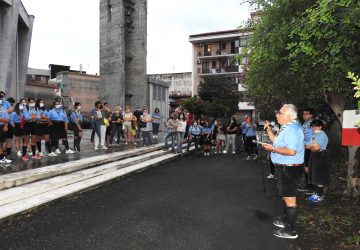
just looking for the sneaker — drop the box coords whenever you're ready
[273,217,285,228]
[267,174,275,179]
[17,151,22,157]
[0,158,12,164]
[133,142,137,145]
[101,146,108,150]
[55,149,61,154]
[38,152,44,157]
[232,151,236,154]
[214,151,218,154]
[125,142,128,145]
[207,152,210,156]
[273,228,298,239]
[307,194,324,203]
[27,151,32,156]
[246,156,251,160]
[204,153,207,156]
[66,149,75,154]
[48,152,57,157]
[253,155,258,160]
[32,155,42,160]
[223,150,227,154]
[22,155,30,161]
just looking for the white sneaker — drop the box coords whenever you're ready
[246,156,251,160]
[17,151,22,157]
[204,153,207,156]
[0,158,12,164]
[214,151,217,154]
[207,152,210,156]
[38,152,44,157]
[253,155,258,160]
[66,149,75,154]
[101,146,108,150]
[223,150,227,154]
[48,152,57,157]
[55,149,61,154]
[232,151,236,154]
[27,151,32,156]
[267,174,275,179]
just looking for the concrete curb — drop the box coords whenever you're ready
[0,143,164,190]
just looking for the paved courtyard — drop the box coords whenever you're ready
[0,153,297,250]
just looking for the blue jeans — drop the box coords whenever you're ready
[142,130,152,146]
[177,132,184,153]
[164,131,176,151]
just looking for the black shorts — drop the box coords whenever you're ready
[37,123,50,136]
[304,149,311,167]
[13,123,23,137]
[276,165,303,197]
[6,124,13,139]
[23,122,38,136]
[0,125,7,143]
[71,122,81,137]
[50,121,67,140]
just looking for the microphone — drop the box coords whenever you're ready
[264,121,275,131]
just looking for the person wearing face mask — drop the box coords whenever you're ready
[122,106,135,145]
[70,102,83,152]
[48,101,75,155]
[22,97,41,160]
[224,117,237,154]
[0,94,11,164]
[109,106,123,146]
[186,119,203,153]
[305,119,330,203]
[140,108,153,146]
[10,103,24,157]
[244,116,259,160]
[36,99,52,157]
[176,113,186,153]
[4,97,15,157]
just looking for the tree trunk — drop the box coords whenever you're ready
[325,92,360,198]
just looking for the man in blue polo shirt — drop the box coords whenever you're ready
[262,104,304,239]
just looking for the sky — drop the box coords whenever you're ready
[21,0,251,75]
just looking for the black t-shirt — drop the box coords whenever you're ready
[111,113,123,126]
[133,110,143,121]
[227,123,237,135]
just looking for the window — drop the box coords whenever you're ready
[204,44,212,56]
[107,2,112,22]
[212,61,216,68]
[222,42,226,50]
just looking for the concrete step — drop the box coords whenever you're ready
[0,148,192,222]
[0,150,170,206]
[0,143,164,191]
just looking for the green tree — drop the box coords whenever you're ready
[181,76,240,119]
[198,75,240,118]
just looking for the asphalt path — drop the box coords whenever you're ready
[0,153,296,250]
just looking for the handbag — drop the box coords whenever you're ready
[104,118,110,127]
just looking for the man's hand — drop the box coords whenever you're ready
[262,143,274,152]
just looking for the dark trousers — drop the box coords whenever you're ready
[110,125,122,144]
[245,136,258,156]
[235,135,243,153]
[187,135,200,151]
[142,131,152,146]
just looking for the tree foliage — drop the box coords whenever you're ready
[181,75,240,119]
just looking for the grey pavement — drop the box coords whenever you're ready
[0,129,168,176]
[0,153,297,250]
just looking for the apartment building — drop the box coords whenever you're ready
[189,28,255,116]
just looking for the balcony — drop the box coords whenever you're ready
[238,101,255,110]
[198,66,243,76]
[197,47,241,60]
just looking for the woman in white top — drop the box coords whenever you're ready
[123,106,135,145]
[176,113,186,153]
[140,108,153,146]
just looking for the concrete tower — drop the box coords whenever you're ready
[0,0,34,99]
[99,0,147,108]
